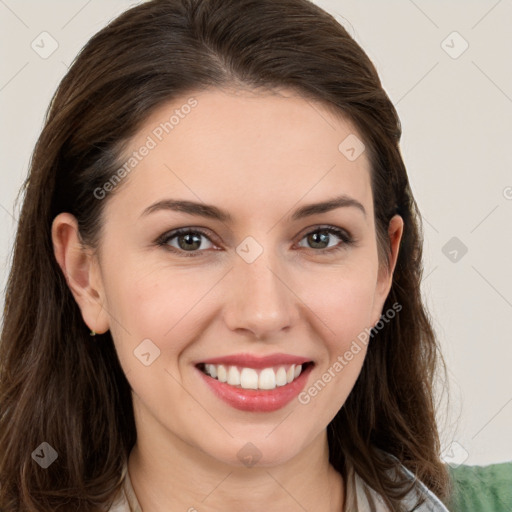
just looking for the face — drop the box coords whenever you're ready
[57,87,402,468]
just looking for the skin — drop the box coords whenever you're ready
[52,87,403,512]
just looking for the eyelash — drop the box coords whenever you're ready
[155,225,355,258]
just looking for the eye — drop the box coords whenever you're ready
[156,228,216,257]
[297,226,353,253]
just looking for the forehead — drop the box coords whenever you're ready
[105,87,373,224]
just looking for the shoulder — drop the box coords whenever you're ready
[348,451,450,512]
[397,462,450,511]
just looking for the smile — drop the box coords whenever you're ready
[197,362,311,390]
[194,353,315,412]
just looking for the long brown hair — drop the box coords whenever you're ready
[0,0,451,510]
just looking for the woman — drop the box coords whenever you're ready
[0,0,452,510]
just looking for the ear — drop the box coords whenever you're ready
[51,212,110,334]
[371,214,404,325]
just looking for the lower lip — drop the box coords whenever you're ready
[196,364,314,412]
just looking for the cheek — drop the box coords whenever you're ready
[292,265,376,411]
[294,275,375,425]
[104,255,207,333]
[103,263,207,426]
[299,265,378,345]
[100,256,201,370]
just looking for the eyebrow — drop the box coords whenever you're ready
[140,194,366,222]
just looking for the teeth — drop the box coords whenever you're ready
[276,367,287,387]
[205,364,217,378]
[259,368,276,390]
[217,364,227,382]
[240,368,258,389]
[201,363,305,390]
[227,365,241,386]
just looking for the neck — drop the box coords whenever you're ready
[127,413,344,511]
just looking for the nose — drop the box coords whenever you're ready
[222,249,300,341]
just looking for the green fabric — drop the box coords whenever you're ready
[447,461,512,511]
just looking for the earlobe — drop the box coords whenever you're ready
[51,212,110,335]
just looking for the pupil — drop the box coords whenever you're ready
[309,231,329,249]
[180,233,200,250]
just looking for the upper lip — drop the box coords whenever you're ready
[197,352,312,369]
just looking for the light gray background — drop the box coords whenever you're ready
[1,0,511,467]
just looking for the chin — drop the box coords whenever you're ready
[198,429,311,469]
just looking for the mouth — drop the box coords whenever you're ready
[194,355,315,412]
